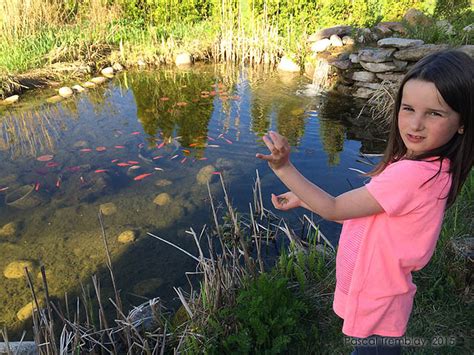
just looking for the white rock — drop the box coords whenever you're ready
[101,67,114,76]
[175,52,192,66]
[330,34,343,47]
[377,38,424,49]
[90,77,107,84]
[436,20,455,36]
[311,38,331,52]
[82,81,96,88]
[277,56,300,72]
[463,24,474,32]
[349,54,360,63]
[58,87,73,98]
[72,85,85,92]
[3,95,19,104]
[112,62,124,71]
[358,48,396,63]
[342,36,355,46]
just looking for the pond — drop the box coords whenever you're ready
[0,64,386,336]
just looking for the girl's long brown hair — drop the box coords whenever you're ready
[369,50,474,208]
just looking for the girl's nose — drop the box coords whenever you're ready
[410,114,425,131]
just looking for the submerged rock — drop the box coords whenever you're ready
[155,179,172,187]
[118,230,136,244]
[17,301,42,321]
[196,165,216,184]
[0,222,17,237]
[46,95,64,104]
[90,77,107,85]
[153,193,171,206]
[99,202,117,216]
[58,87,73,98]
[133,278,165,295]
[4,260,35,279]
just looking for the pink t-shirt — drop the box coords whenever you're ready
[333,159,451,338]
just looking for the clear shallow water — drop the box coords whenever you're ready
[0,64,386,335]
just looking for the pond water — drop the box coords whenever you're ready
[0,64,386,336]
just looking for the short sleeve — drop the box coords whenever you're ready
[366,161,429,217]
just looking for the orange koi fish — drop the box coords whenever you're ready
[131,131,141,135]
[117,163,130,167]
[152,155,163,160]
[36,154,54,162]
[189,143,199,147]
[94,169,108,173]
[182,149,190,154]
[96,146,107,152]
[80,148,92,152]
[114,145,125,149]
[180,157,187,164]
[198,157,208,161]
[128,161,140,165]
[156,142,165,149]
[129,165,141,170]
[231,95,241,100]
[134,173,153,181]
[170,154,179,160]
[217,133,224,139]
[160,97,170,101]
[35,183,40,191]
[211,171,221,175]
[176,101,188,107]
[111,159,119,163]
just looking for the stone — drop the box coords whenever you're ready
[17,301,40,321]
[3,95,19,104]
[73,140,89,148]
[377,22,406,34]
[377,38,424,49]
[329,59,351,70]
[0,222,16,237]
[277,56,300,72]
[342,36,355,46]
[463,24,474,33]
[112,62,124,71]
[311,38,331,53]
[196,165,216,185]
[46,95,64,104]
[436,20,455,36]
[99,202,117,216]
[133,278,165,295]
[118,230,136,244]
[0,341,37,354]
[155,179,172,187]
[308,25,353,42]
[175,52,192,66]
[351,71,376,82]
[128,298,164,331]
[376,73,405,82]
[355,81,382,90]
[354,87,376,99]
[372,24,393,38]
[58,87,73,98]
[137,59,146,67]
[458,45,474,59]
[335,85,354,96]
[360,60,407,73]
[90,77,107,85]
[358,48,395,63]
[153,193,171,206]
[4,260,34,279]
[403,9,432,26]
[394,44,450,61]
[330,34,343,47]
[72,84,85,92]
[349,53,359,63]
[82,81,96,88]
[356,28,373,44]
[101,67,114,76]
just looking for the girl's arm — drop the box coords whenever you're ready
[256,131,384,222]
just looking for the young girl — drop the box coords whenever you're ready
[256,50,473,354]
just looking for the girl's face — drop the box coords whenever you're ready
[398,79,463,157]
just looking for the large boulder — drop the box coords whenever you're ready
[0,222,16,237]
[394,44,450,61]
[308,25,353,42]
[403,8,432,26]
[377,38,424,49]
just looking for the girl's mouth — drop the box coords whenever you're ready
[406,133,425,143]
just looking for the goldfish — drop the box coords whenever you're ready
[198,157,208,161]
[117,163,130,167]
[131,131,140,135]
[207,136,215,141]
[160,97,170,101]
[224,138,233,144]
[128,161,140,165]
[207,144,220,148]
[152,155,163,160]
[96,146,107,152]
[80,148,92,152]
[156,142,165,149]
[189,143,199,147]
[67,166,82,172]
[170,154,179,160]
[80,176,85,184]
[176,101,188,107]
[182,149,190,154]
[36,154,54,162]
[129,165,141,170]
[180,157,187,164]
[154,167,163,171]
[212,171,221,175]
[46,162,60,168]
[111,159,119,163]
[94,169,108,173]
[134,173,153,181]
[0,186,9,192]
[217,133,224,139]
[56,176,62,188]
[114,145,125,149]
[138,143,145,148]
[35,183,40,191]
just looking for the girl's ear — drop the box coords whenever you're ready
[458,126,464,134]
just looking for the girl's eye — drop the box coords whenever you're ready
[402,107,413,111]
[428,111,442,117]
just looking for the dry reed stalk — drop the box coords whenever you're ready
[358,79,398,130]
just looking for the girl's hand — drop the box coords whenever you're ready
[255,131,291,171]
[271,192,302,211]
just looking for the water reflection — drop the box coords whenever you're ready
[0,64,386,337]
